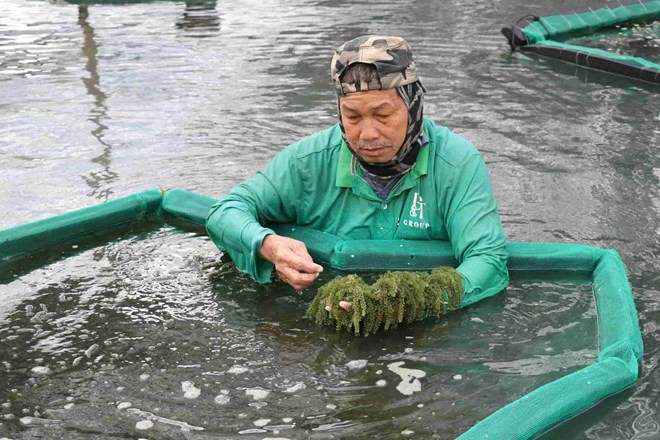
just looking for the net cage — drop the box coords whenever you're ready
[0,189,643,439]
[501,0,660,83]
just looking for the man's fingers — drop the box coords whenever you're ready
[325,301,351,314]
[264,235,323,276]
[280,267,318,284]
[279,267,318,291]
[275,246,322,276]
[288,257,323,275]
[290,277,315,291]
[287,243,323,274]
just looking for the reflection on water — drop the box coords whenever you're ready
[78,5,117,201]
[176,0,220,37]
[0,0,658,438]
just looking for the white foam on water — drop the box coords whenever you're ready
[346,359,367,370]
[139,374,150,381]
[253,418,271,427]
[181,381,201,399]
[63,403,74,410]
[127,408,204,431]
[245,388,270,400]
[264,424,295,432]
[30,366,50,375]
[228,365,249,374]
[376,380,387,387]
[135,420,153,430]
[283,382,306,393]
[117,402,132,410]
[387,361,426,396]
[214,395,230,405]
[453,374,463,380]
[238,428,266,434]
[401,429,415,435]
[84,344,99,358]
[282,417,293,423]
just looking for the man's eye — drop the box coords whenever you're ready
[345,115,360,121]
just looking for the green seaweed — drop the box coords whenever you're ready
[306,267,464,335]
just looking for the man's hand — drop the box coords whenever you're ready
[259,234,323,291]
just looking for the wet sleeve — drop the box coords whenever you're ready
[445,154,509,305]
[205,150,301,283]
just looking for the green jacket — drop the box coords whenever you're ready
[206,118,509,302]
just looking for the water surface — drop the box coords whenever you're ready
[1,0,659,438]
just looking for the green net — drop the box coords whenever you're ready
[0,189,162,262]
[0,189,643,439]
[529,39,660,70]
[523,1,660,44]
[506,0,660,82]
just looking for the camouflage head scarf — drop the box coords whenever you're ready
[331,36,427,177]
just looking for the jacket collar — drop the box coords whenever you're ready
[336,122,430,188]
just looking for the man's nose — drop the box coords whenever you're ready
[359,119,379,142]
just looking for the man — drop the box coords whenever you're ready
[206,36,508,306]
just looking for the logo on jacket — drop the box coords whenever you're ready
[403,192,430,229]
[409,192,425,219]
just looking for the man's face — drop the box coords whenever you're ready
[339,88,408,164]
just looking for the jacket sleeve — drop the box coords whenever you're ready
[205,150,302,283]
[444,153,509,305]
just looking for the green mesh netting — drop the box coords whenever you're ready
[0,189,643,439]
[522,0,660,44]
[527,39,660,70]
[507,0,660,82]
[0,189,162,262]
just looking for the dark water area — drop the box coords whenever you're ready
[0,0,658,439]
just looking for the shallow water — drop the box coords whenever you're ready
[0,0,659,439]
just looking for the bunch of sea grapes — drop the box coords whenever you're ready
[306,267,464,335]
